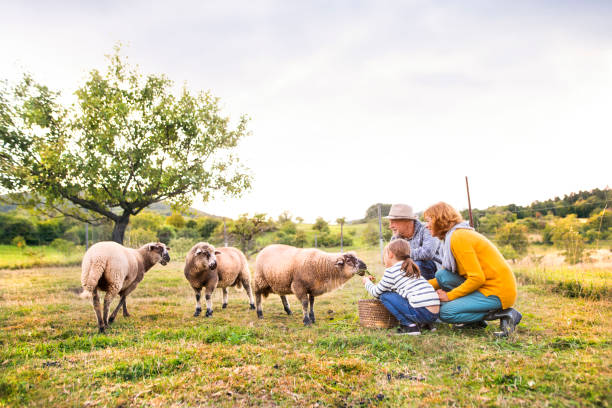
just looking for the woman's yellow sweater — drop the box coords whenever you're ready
[428,229,517,309]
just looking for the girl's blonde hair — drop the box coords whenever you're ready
[423,202,463,239]
[385,239,420,279]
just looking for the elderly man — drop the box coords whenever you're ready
[387,203,440,280]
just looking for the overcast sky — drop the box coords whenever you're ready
[1,1,610,222]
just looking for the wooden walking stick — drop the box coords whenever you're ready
[465,176,474,228]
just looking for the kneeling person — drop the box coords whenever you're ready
[362,239,440,335]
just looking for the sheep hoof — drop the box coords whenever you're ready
[284,308,292,315]
[194,308,202,317]
[309,315,315,323]
[249,304,256,310]
[222,303,227,309]
[108,316,115,324]
[98,326,105,333]
[123,312,130,318]
[303,317,312,326]
[205,309,213,317]
[257,310,263,319]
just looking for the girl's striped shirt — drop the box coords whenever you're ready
[365,261,440,308]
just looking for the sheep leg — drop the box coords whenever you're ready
[193,288,202,317]
[308,294,315,323]
[241,276,256,310]
[92,289,105,333]
[122,299,130,317]
[108,297,125,324]
[222,287,228,309]
[204,286,215,317]
[255,292,263,319]
[280,295,292,315]
[102,289,118,329]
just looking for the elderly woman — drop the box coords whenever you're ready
[424,202,521,330]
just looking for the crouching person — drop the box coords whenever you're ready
[423,202,521,332]
[362,239,440,335]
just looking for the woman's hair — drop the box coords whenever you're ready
[386,239,421,279]
[423,202,463,239]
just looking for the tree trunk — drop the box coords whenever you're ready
[111,214,130,244]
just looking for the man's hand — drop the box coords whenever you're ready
[436,289,450,302]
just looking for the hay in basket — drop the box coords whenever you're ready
[358,299,399,329]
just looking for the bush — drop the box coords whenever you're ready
[166,212,186,229]
[499,245,519,262]
[197,217,221,240]
[11,235,26,249]
[176,227,200,239]
[157,226,176,245]
[131,211,165,231]
[63,225,84,245]
[313,217,330,234]
[550,215,587,264]
[125,228,158,248]
[168,237,199,258]
[0,214,37,244]
[50,238,77,254]
[318,232,353,248]
[496,222,529,256]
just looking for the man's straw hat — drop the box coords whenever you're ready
[386,204,417,220]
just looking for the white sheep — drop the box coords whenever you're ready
[184,242,255,317]
[80,241,170,332]
[253,244,368,325]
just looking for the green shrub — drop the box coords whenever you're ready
[50,238,76,254]
[157,226,176,245]
[125,228,158,247]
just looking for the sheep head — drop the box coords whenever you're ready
[192,242,221,271]
[335,252,368,277]
[147,242,171,265]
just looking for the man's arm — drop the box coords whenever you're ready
[410,225,438,261]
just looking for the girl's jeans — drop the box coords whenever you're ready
[379,292,439,326]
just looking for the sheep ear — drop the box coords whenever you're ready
[195,248,203,255]
[214,250,222,255]
[335,258,344,266]
[148,244,156,251]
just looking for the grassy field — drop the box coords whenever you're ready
[1,248,611,407]
[0,245,83,270]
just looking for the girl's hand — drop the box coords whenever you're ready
[436,289,449,302]
[362,276,375,284]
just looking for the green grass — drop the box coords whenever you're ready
[514,266,612,299]
[0,249,611,407]
[0,245,83,269]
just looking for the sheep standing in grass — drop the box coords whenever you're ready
[80,241,170,333]
[253,244,368,325]
[184,242,255,317]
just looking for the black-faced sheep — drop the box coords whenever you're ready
[80,241,170,332]
[253,244,368,325]
[184,242,255,317]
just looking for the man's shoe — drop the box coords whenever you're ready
[396,324,421,335]
[453,321,488,330]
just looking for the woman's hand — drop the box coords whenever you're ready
[436,289,450,302]
[362,276,375,284]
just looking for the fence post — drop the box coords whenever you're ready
[85,224,89,251]
[378,204,384,264]
[223,218,228,247]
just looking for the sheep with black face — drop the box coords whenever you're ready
[184,242,255,317]
[80,241,170,332]
[253,244,368,325]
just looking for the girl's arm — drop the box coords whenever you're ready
[364,268,396,298]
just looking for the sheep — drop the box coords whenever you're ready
[253,244,368,325]
[184,242,255,317]
[80,241,170,333]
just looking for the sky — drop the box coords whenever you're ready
[1,0,611,222]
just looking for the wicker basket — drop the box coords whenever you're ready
[358,299,399,329]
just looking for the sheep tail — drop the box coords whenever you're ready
[79,289,93,299]
[81,258,105,298]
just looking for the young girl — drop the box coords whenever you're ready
[363,239,440,335]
